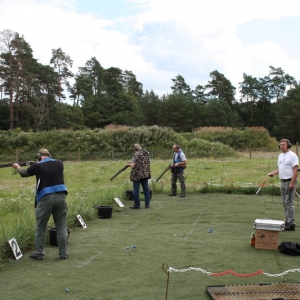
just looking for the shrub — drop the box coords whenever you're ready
[183,126,278,150]
[0,126,278,162]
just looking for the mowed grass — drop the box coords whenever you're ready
[0,193,299,300]
[0,152,299,299]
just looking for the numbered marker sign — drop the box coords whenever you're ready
[8,238,22,260]
[114,197,124,207]
[76,214,87,228]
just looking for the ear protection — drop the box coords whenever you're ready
[133,144,141,151]
[35,152,41,160]
[278,139,291,149]
[35,149,50,160]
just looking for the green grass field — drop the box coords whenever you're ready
[0,193,299,299]
[0,153,299,299]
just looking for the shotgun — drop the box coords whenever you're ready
[0,161,35,169]
[110,164,130,181]
[156,164,171,182]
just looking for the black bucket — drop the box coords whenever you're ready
[48,227,71,247]
[141,189,152,199]
[125,190,134,200]
[98,205,113,219]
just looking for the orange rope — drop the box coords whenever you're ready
[210,269,264,277]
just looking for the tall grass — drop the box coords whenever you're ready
[0,152,287,262]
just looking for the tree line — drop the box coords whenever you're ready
[0,29,299,143]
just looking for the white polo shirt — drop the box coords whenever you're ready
[277,150,299,179]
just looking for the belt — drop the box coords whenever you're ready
[281,178,292,182]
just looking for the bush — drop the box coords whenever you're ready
[183,126,278,150]
[0,126,278,162]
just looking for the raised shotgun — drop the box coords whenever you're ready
[0,161,35,168]
[110,164,130,181]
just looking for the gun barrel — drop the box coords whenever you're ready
[0,161,35,169]
[0,163,14,168]
[156,164,171,182]
[110,165,129,181]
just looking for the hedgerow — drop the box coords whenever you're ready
[0,126,277,161]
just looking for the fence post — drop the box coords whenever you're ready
[15,149,18,162]
[112,147,114,160]
[296,142,298,156]
[249,144,252,159]
[78,148,81,161]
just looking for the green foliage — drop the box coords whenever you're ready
[183,127,278,150]
[123,125,183,150]
[184,139,236,158]
[272,84,300,142]
[0,126,278,162]
[0,31,299,140]
[202,99,243,127]
[205,70,236,105]
[0,208,35,259]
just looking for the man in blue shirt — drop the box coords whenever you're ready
[12,149,68,260]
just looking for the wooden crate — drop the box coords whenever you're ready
[255,229,279,250]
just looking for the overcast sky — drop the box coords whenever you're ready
[1,0,300,99]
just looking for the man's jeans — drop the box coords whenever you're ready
[133,179,150,207]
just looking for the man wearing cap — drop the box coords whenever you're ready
[128,144,151,209]
[268,139,298,231]
[12,149,69,260]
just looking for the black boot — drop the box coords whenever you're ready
[284,222,295,231]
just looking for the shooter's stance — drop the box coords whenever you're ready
[12,149,68,260]
[169,144,187,197]
[128,144,151,209]
[268,139,298,231]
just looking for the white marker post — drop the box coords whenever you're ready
[8,238,22,260]
[114,197,124,207]
[76,214,87,228]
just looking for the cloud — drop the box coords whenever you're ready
[130,0,300,90]
[0,0,300,99]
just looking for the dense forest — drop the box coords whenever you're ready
[0,29,300,143]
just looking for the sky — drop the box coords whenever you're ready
[0,0,300,100]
